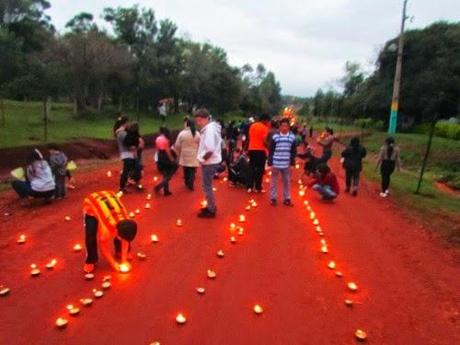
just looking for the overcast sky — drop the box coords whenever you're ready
[48,0,459,97]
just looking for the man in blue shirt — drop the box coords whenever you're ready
[267,118,297,206]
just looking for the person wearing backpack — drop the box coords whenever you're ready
[341,137,367,196]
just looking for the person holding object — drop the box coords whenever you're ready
[194,108,222,218]
[247,113,270,193]
[83,191,137,273]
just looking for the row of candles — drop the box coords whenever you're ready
[297,180,367,342]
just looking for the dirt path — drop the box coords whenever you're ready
[0,151,459,344]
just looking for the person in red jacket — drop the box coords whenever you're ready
[308,163,340,200]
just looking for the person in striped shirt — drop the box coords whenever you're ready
[83,191,137,273]
[268,118,297,206]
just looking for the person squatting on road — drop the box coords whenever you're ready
[11,148,56,201]
[83,190,137,273]
[341,136,367,196]
[376,136,401,198]
[268,118,297,206]
[175,118,201,191]
[195,108,223,218]
[308,163,340,201]
[247,113,270,193]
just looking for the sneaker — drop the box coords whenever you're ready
[164,191,172,196]
[270,199,277,206]
[379,192,387,198]
[247,188,253,193]
[197,208,216,218]
[136,184,144,191]
[352,190,358,197]
[83,263,95,273]
[283,199,294,207]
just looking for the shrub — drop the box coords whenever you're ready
[435,122,460,140]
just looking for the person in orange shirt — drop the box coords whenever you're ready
[247,113,271,192]
[82,191,137,273]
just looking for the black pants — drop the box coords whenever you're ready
[120,158,140,190]
[345,169,361,189]
[248,150,267,191]
[85,215,123,264]
[183,166,196,190]
[380,160,396,192]
[155,163,178,194]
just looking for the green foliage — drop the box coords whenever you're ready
[434,121,460,140]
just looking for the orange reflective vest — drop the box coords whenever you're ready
[83,191,128,236]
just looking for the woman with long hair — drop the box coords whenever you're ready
[376,136,401,197]
[341,136,367,196]
[174,118,201,190]
[154,126,178,196]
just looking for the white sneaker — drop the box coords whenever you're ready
[384,189,390,196]
[379,192,387,198]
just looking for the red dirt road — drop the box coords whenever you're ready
[0,154,459,345]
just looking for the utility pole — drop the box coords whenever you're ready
[388,0,409,134]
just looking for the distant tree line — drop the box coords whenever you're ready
[0,1,283,117]
[300,22,460,127]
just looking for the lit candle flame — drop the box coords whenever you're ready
[176,313,186,324]
[151,234,159,243]
[253,304,264,314]
[106,171,112,177]
[347,282,358,291]
[17,234,26,244]
[238,214,246,223]
[176,219,183,226]
[73,243,82,252]
[145,203,151,209]
[55,317,69,328]
[327,261,336,270]
[119,263,130,273]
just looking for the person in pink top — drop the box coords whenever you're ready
[153,127,178,196]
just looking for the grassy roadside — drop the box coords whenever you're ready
[0,100,244,148]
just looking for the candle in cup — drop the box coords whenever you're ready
[237,227,244,236]
[207,269,216,279]
[65,216,71,222]
[238,214,246,223]
[55,317,69,329]
[310,212,316,219]
[84,273,95,280]
[355,329,367,341]
[313,219,320,226]
[265,178,270,183]
[196,287,205,294]
[253,304,264,314]
[129,212,135,218]
[46,259,57,270]
[176,219,183,227]
[102,281,111,289]
[66,304,80,316]
[103,275,111,282]
[17,234,26,244]
[135,209,141,215]
[153,176,158,182]
[230,223,236,231]
[245,205,251,211]
[137,252,147,260]
[200,200,208,208]
[298,190,305,197]
[93,289,104,298]
[145,203,151,209]
[73,243,82,252]
[347,282,358,291]
[217,250,225,258]
[321,245,328,253]
[303,200,309,206]
[151,234,159,243]
[106,171,112,177]
[327,261,336,270]
[30,264,40,276]
[80,298,93,306]
[176,313,186,324]
[230,236,237,244]
[0,285,10,296]
[119,263,130,273]
[335,271,343,277]
[344,299,353,307]
[146,194,152,200]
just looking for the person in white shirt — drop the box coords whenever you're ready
[194,108,222,218]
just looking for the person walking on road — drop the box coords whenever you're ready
[175,118,201,191]
[154,127,178,196]
[194,108,222,218]
[268,118,297,206]
[247,113,270,193]
[376,136,401,198]
[341,136,367,196]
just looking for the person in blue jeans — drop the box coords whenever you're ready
[268,118,297,206]
[308,164,340,201]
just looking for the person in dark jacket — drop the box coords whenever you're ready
[308,163,340,201]
[341,137,367,196]
[48,144,69,199]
